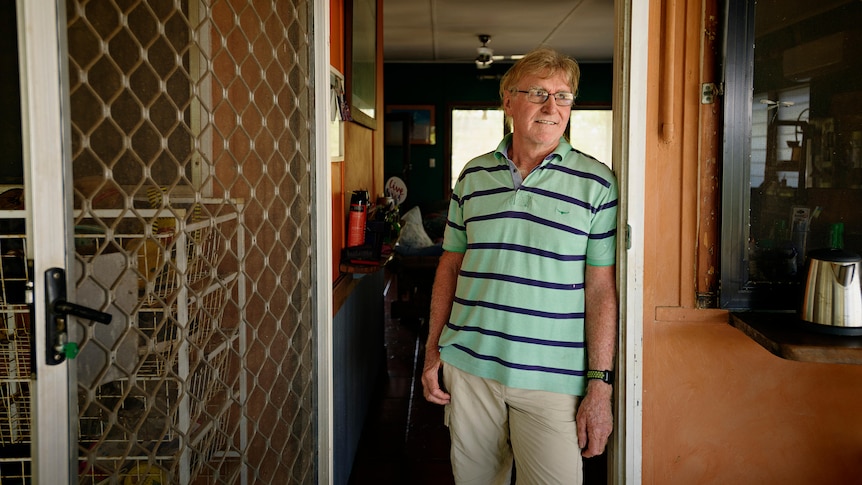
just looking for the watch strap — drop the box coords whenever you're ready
[585,369,614,384]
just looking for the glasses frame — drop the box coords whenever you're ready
[514,88,576,107]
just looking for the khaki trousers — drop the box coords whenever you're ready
[444,364,583,485]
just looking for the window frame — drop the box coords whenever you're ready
[720,0,760,310]
[719,0,861,310]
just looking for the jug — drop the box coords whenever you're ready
[801,248,862,328]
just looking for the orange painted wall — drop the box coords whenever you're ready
[330,0,385,284]
[642,0,862,483]
[330,0,344,72]
[330,0,345,281]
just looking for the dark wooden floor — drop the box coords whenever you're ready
[348,269,607,484]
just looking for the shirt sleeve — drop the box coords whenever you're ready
[441,178,468,253]
[586,171,619,267]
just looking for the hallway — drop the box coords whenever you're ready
[347,270,608,484]
[347,269,454,484]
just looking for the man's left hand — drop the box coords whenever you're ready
[576,380,613,458]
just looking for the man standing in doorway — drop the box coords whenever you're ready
[422,47,619,484]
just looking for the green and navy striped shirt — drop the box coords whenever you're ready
[439,134,618,396]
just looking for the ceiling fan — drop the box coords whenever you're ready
[474,34,523,69]
[475,34,494,69]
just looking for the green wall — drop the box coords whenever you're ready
[382,62,613,208]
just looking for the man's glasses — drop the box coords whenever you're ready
[514,88,576,106]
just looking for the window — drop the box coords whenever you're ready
[449,107,613,189]
[721,0,862,309]
[569,109,613,168]
[450,108,506,189]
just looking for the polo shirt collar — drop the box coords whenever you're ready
[493,134,574,167]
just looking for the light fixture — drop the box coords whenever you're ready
[475,34,493,69]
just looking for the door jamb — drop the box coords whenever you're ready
[313,0,335,483]
[611,0,647,483]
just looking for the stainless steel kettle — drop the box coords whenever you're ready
[801,248,862,328]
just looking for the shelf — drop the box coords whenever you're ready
[339,240,397,274]
[730,312,862,365]
[339,251,394,274]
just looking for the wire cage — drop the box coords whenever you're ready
[0,226,33,483]
[73,208,243,484]
[0,311,30,446]
[2,191,243,485]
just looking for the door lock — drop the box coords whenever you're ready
[43,267,112,366]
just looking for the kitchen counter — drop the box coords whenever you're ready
[730,312,862,365]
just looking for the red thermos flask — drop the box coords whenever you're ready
[347,190,369,247]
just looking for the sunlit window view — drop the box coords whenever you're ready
[450,109,507,188]
[569,110,613,168]
[450,108,614,189]
[750,86,809,189]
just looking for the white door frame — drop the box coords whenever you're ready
[612,0,646,483]
[313,0,335,483]
[18,0,77,481]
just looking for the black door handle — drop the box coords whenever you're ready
[43,267,113,366]
[53,299,112,325]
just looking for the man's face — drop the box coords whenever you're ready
[504,71,573,151]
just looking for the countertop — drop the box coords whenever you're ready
[729,312,862,365]
[339,249,395,274]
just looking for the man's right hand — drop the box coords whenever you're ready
[421,356,451,405]
[423,251,462,405]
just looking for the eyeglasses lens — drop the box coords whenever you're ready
[527,89,574,106]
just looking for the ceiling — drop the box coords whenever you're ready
[382,0,616,65]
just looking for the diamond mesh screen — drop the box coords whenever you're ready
[65,1,316,483]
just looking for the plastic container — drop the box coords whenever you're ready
[347,190,369,247]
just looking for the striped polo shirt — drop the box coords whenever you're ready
[438,134,618,396]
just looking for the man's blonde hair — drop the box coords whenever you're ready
[499,47,581,103]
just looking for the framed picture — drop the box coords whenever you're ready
[386,105,436,145]
[346,0,377,130]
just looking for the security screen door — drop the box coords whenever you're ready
[7,0,78,482]
[2,0,318,483]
